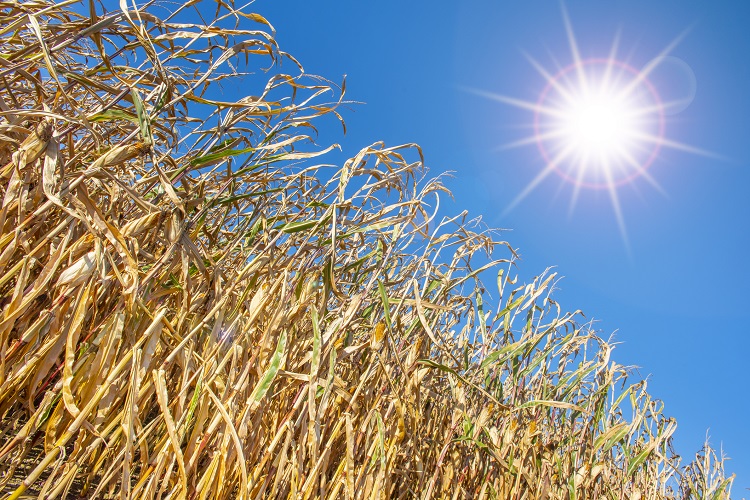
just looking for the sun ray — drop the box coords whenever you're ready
[560,2,588,93]
[568,150,590,217]
[616,27,692,101]
[602,157,632,257]
[628,130,721,158]
[600,29,621,92]
[462,87,567,118]
[626,99,690,118]
[551,171,570,205]
[616,145,667,196]
[497,130,567,151]
[523,51,576,104]
[502,144,575,216]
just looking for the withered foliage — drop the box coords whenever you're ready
[0,1,734,498]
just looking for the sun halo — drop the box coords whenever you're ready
[533,57,665,190]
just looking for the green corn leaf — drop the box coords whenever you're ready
[249,330,287,404]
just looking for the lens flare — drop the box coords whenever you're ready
[533,57,665,190]
[464,5,716,251]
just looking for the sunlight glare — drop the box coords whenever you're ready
[463,5,715,252]
[564,92,633,157]
[532,57,664,191]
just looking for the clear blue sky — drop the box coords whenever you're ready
[253,0,750,489]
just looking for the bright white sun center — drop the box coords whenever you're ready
[563,94,633,156]
[531,58,665,189]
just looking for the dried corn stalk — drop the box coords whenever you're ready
[0,1,734,499]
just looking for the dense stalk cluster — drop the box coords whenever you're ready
[0,1,734,498]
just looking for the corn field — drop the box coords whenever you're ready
[0,1,735,498]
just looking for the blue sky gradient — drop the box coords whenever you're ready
[253,0,750,489]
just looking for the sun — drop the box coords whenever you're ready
[565,93,632,153]
[465,5,714,251]
[565,93,632,152]
[533,56,665,190]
